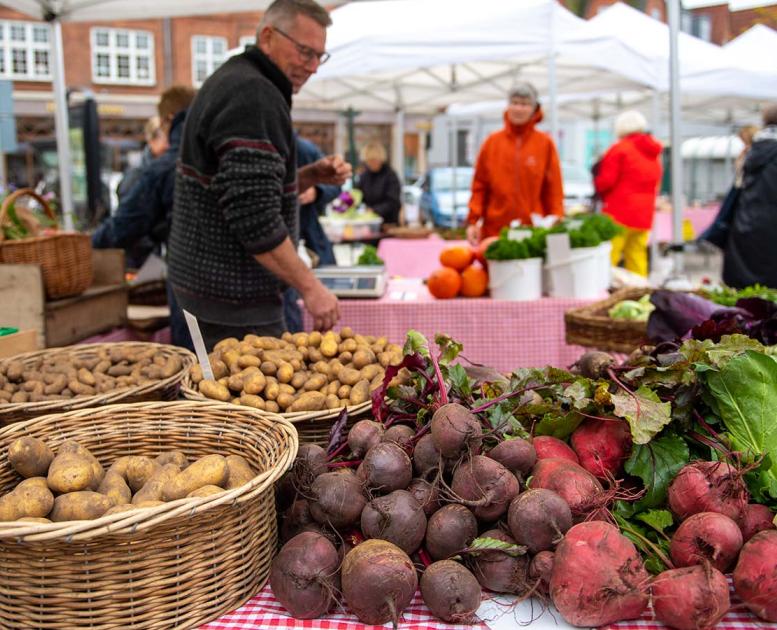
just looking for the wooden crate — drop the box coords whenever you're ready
[0,249,128,348]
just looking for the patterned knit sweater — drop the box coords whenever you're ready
[168,46,298,324]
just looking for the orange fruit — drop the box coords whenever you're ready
[439,246,474,272]
[427,267,462,299]
[460,264,488,297]
[473,236,499,266]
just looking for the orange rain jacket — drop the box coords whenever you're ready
[467,107,564,239]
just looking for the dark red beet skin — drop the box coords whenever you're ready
[508,488,572,554]
[468,528,530,595]
[430,403,483,458]
[360,489,428,555]
[421,560,482,624]
[363,441,413,493]
[426,504,478,561]
[451,455,519,521]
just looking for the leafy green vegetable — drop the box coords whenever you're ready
[611,385,672,445]
[484,236,534,261]
[624,434,689,509]
[403,329,430,358]
[704,350,777,500]
[635,509,674,535]
[701,284,777,307]
[466,536,527,557]
[356,245,384,266]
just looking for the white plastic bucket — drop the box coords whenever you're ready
[488,257,542,301]
[597,240,613,291]
[545,246,600,299]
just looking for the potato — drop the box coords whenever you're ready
[370,373,384,391]
[162,455,229,501]
[17,517,52,524]
[276,362,294,384]
[160,355,183,379]
[340,326,354,339]
[304,373,327,392]
[360,364,383,382]
[239,394,266,410]
[340,338,358,354]
[190,364,204,384]
[77,367,96,386]
[227,373,246,392]
[307,348,323,363]
[104,504,136,516]
[134,500,166,508]
[352,349,377,370]
[349,380,370,405]
[125,456,161,493]
[320,335,338,358]
[0,390,12,402]
[0,477,54,521]
[326,380,340,396]
[307,331,322,347]
[237,354,261,369]
[338,367,361,386]
[325,394,340,409]
[339,351,353,364]
[214,337,240,352]
[155,451,188,469]
[276,392,295,410]
[259,361,277,376]
[243,372,267,396]
[187,485,224,498]
[336,384,352,399]
[5,361,24,382]
[291,372,309,390]
[265,400,280,413]
[210,359,228,380]
[264,382,280,401]
[43,373,68,395]
[50,491,113,522]
[225,455,256,489]
[8,436,55,478]
[47,446,102,494]
[289,391,326,413]
[97,470,132,506]
[132,464,180,504]
[10,392,28,403]
[199,379,231,402]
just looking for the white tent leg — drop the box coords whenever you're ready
[392,107,405,185]
[668,0,685,274]
[50,18,75,231]
[547,3,559,145]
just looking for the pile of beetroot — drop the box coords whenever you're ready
[269,333,777,628]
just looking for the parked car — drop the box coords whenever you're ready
[562,162,594,212]
[418,166,475,228]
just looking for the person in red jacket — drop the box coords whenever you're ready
[594,110,663,277]
[466,83,564,243]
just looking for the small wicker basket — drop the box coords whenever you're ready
[0,401,298,629]
[0,188,93,299]
[564,287,651,353]
[0,342,195,426]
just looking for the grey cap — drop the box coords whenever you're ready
[508,82,539,105]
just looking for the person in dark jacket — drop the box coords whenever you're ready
[723,104,777,289]
[594,110,663,277]
[356,141,401,225]
[116,116,169,202]
[284,134,341,332]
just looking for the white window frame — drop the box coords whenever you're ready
[191,35,228,87]
[0,20,52,81]
[90,27,155,86]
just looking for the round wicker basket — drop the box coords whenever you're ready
[0,401,298,629]
[0,342,195,426]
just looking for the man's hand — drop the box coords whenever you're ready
[301,281,340,331]
[466,223,481,245]
[298,187,317,205]
[299,154,352,190]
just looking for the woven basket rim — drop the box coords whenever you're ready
[180,370,373,422]
[0,342,196,418]
[0,231,91,245]
[565,287,651,324]
[0,400,298,542]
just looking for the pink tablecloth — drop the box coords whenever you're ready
[304,278,590,373]
[377,236,469,279]
[650,206,718,243]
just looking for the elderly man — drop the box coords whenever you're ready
[168,0,350,349]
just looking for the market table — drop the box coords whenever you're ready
[376,235,465,279]
[303,278,592,373]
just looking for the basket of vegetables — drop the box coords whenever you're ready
[565,287,652,353]
[0,342,196,426]
[0,401,297,629]
[0,188,93,299]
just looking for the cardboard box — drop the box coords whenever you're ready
[0,329,39,359]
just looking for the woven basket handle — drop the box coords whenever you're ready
[0,188,59,230]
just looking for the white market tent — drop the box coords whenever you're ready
[723,23,777,74]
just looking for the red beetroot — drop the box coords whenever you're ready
[508,489,572,554]
[341,539,418,626]
[413,434,442,477]
[296,443,328,477]
[382,424,415,448]
[426,504,478,561]
[550,521,649,627]
[360,489,428,555]
[733,530,777,622]
[451,455,520,521]
[738,503,776,542]
[528,457,604,517]
[280,499,315,542]
[570,419,632,479]
[430,403,483,458]
[532,436,579,464]
[487,438,536,477]
[529,551,554,595]
[270,532,340,619]
[651,564,730,630]
[468,528,530,595]
[309,470,367,529]
[362,442,412,493]
[670,512,743,572]
[347,420,384,457]
[421,560,482,624]
[667,461,749,522]
[407,478,442,517]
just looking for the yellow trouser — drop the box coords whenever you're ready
[610,227,649,277]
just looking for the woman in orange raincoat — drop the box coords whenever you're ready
[466,83,564,243]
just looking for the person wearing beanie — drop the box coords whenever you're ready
[594,110,663,277]
[466,82,564,243]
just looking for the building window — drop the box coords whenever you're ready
[0,20,51,81]
[91,27,155,85]
[191,35,227,86]
[681,11,712,41]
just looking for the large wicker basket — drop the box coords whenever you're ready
[0,401,298,629]
[0,342,196,426]
[564,287,651,353]
[180,372,370,447]
[0,188,93,299]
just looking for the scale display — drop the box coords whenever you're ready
[314,266,387,298]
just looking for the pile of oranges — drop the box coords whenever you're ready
[427,241,495,299]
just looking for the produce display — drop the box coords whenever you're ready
[609,293,655,321]
[270,330,777,628]
[190,330,403,413]
[0,436,256,522]
[427,244,489,299]
[0,346,183,403]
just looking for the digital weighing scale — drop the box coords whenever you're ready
[313,266,387,298]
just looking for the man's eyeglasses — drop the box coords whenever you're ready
[274,27,330,65]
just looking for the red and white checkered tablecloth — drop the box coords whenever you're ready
[303,278,594,373]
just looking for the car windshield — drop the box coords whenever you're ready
[431,167,474,192]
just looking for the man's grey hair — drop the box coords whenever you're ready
[508,82,538,106]
[258,0,332,34]
[763,103,777,127]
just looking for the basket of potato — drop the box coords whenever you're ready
[0,342,196,426]
[0,400,297,629]
[181,328,403,444]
